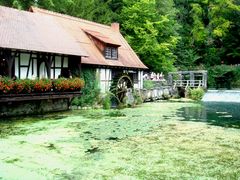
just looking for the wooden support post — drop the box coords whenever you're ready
[203,72,207,88]
[78,57,82,77]
[46,54,52,79]
[168,73,173,85]
[190,72,194,87]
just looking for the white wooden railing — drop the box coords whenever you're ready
[173,80,205,89]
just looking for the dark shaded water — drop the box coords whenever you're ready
[177,102,240,129]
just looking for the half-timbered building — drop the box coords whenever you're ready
[0,5,147,93]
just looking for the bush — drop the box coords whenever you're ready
[107,110,126,117]
[71,68,100,107]
[188,88,205,101]
[208,65,240,89]
[143,80,154,90]
[102,94,111,109]
[133,90,143,105]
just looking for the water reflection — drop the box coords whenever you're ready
[177,102,240,129]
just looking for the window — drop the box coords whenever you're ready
[104,47,118,60]
[51,56,68,79]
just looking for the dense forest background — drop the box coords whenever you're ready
[0,0,240,86]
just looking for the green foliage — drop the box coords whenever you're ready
[0,0,239,76]
[71,68,100,107]
[143,80,154,90]
[174,0,240,70]
[208,65,240,88]
[187,88,205,101]
[133,90,143,105]
[107,110,126,117]
[121,0,179,73]
[102,94,111,110]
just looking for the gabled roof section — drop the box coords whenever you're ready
[84,29,121,47]
[0,6,88,57]
[30,6,148,69]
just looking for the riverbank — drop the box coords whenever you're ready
[0,102,239,179]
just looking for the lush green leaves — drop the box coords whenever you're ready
[120,0,179,73]
[174,0,240,69]
[0,0,239,74]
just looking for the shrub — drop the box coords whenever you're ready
[71,68,100,107]
[208,65,240,89]
[133,90,143,105]
[102,94,111,109]
[188,88,205,101]
[143,80,154,90]
[107,110,126,117]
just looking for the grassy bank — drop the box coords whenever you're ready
[0,102,239,179]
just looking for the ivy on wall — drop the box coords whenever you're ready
[71,68,101,107]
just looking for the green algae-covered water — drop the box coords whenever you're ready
[0,102,240,179]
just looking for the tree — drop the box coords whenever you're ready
[174,0,240,69]
[1,0,239,73]
[120,0,179,73]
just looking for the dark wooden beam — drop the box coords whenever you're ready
[26,52,33,78]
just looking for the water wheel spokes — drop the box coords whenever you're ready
[110,74,133,103]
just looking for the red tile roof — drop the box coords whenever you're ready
[0,6,88,57]
[30,7,148,69]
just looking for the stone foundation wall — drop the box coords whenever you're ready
[0,98,69,117]
[140,86,175,101]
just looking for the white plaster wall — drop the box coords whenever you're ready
[106,68,112,91]
[133,70,143,89]
[39,62,47,79]
[99,68,112,93]
[20,67,28,79]
[32,58,37,79]
[139,70,144,89]
[14,57,19,78]
[51,69,54,79]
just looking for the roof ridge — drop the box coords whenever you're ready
[30,6,112,30]
[0,5,34,15]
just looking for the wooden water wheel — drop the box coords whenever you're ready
[110,74,133,103]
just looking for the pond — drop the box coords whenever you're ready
[0,102,240,179]
[178,102,240,129]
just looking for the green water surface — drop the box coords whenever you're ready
[0,102,239,179]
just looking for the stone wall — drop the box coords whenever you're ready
[140,86,174,101]
[0,98,69,117]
